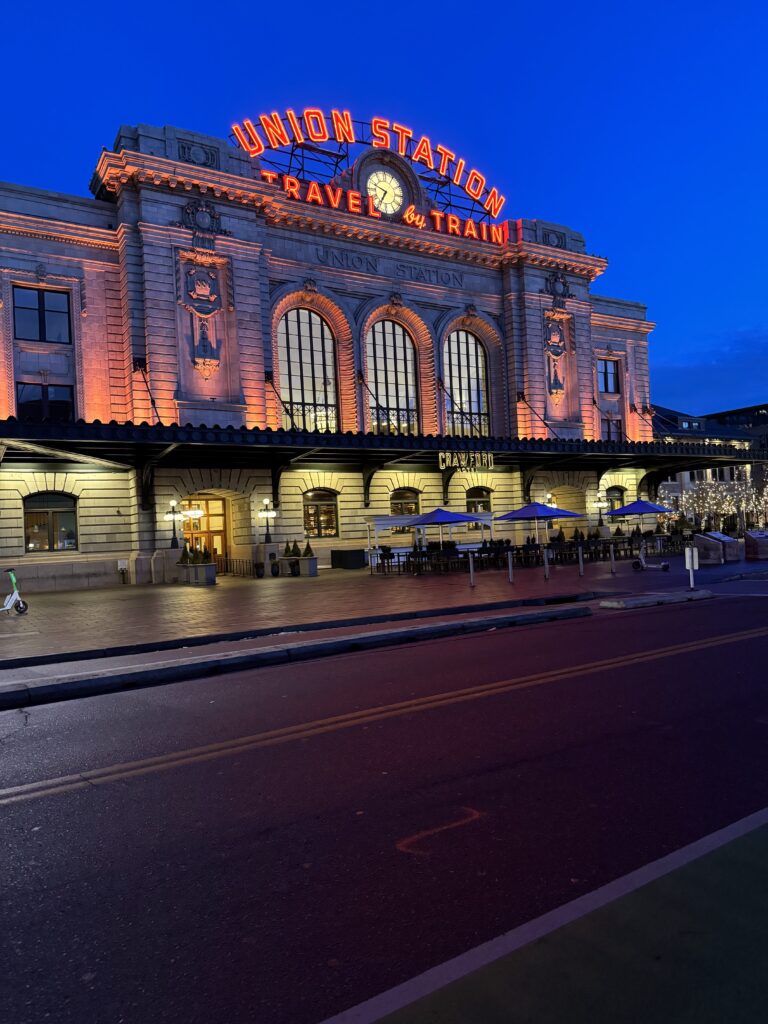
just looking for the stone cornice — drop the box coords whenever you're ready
[0,210,118,252]
[591,312,656,334]
[92,150,502,268]
[505,241,608,281]
[94,150,614,277]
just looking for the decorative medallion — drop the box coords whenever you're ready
[541,271,573,309]
[178,139,220,170]
[179,199,230,250]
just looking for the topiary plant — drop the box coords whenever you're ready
[202,545,211,564]
[302,541,314,557]
[614,526,624,537]
[284,541,292,556]
[177,543,191,565]
[291,540,301,557]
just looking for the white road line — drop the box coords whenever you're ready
[317,806,768,1024]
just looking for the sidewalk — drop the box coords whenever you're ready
[0,554,753,663]
[362,815,768,1024]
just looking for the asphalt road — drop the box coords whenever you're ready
[2,592,768,1024]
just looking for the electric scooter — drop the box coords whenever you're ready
[632,540,670,572]
[1,568,29,614]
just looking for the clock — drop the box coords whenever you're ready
[366,169,405,215]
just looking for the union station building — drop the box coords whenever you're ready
[0,112,757,589]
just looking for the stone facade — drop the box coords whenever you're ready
[1,120,733,590]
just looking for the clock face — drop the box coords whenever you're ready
[366,169,405,215]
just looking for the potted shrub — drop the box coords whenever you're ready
[269,552,280,577]
[179,544,216,585]
[279,539,318,577]
[298,540,318,577]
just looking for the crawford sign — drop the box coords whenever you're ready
[438,451,495,470]
[232,107,506,220]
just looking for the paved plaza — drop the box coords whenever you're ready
[1,554,761,662]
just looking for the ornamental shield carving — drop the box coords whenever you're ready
[184,268,222,318]
[180,265,223,379]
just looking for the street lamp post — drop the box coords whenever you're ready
[163,500,204,549]
[596,494,609,527]
[258,497,277,543]
[165,499,181,549]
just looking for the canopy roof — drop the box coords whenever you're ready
[409,507,483,526]
[608,500,673,516]
[495,501,582,522]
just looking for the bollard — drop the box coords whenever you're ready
[507,550,514,584]
[577,543,584,577]
[469,551,476,588]
[543,546,550,581]
[609,543,616,575]
[685,544,698,590]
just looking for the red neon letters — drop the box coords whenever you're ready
[233,108,506,218]
[260,171,507,246]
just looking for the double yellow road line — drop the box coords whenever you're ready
[3,624,767,808]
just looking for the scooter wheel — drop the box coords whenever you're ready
[632,560,643,572]
[14,599,29,614]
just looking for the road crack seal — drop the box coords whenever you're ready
[396,806,484,857]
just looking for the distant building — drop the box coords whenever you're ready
[652,405,757,514]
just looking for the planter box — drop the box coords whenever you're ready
[178,562,217,586]
[278,556,318,577]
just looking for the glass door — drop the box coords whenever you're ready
[181,497,227,557]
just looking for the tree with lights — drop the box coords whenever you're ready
[661,475,765,534]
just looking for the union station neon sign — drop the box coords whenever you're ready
[232,107,508,244]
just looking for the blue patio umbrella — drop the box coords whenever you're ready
[495,501,582,543]
[409,507,483,546]
[607,500,673,516]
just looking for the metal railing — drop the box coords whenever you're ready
[215,556,258,577]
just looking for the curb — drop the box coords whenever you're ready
[0,605,591,711]
[599,590,713,610]
[2,591,603,670]
[716,570,768,583]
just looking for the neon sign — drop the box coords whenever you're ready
[259,170,508,245]
[232,108,506,220]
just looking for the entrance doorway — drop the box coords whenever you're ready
[181,496,227,557]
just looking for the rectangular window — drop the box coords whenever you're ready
[601,417,623,441]
[13,287,71,344]
[16,383,75,423]
[596,359,620,394]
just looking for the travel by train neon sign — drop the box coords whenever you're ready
[232,107,507,226]
[257,170,508,245]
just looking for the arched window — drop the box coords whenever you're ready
[466,486,492,530]
[24,492,77,552]
[443,330,490,437]
[365,320,419,435]
[303,489,338,538]
[277,308,338,432]
[606,486,626,512]
[390,487,420,534]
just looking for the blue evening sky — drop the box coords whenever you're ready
[2,1,765,414]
